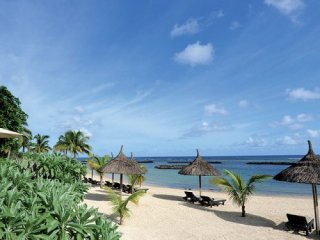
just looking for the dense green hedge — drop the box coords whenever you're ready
[0,154,121,239]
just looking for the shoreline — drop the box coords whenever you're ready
[87,172,312,198]
[84,175,315,240]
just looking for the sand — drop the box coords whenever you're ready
[84,177,317,240]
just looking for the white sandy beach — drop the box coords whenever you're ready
[84,176,317,240]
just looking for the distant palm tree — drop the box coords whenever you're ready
[20,126,32,152]
[54,130,91,158]
[127,165,147,192]
[66,130,91,158]
[31,134,51,153]
[54,134,69,156]
[211,169,271,217]
[87,154,110,187]
[105,187,145,225]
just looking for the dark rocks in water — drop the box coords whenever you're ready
[167,161,222,164]
[155,165,187,169]
[137,160,153,163]
[246,162,295,165]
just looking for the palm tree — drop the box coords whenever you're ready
[20,126,32,152]
[211,169,271,217]
[31,134,52,153]
[66,130,91,158]
[127,165,147,192]
[87,154,110,187]
[53,134,69,156]
[105,187,145,225]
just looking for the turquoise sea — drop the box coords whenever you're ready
[83,155,316,196]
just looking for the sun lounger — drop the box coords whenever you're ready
[183,191,200,203]
[285,213,314,236]
[199,195,226,207]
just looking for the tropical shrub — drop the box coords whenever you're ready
[105,187,145,225]
[211,169,271,217]
[0,154,121,239]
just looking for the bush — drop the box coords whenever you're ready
[0,154,121,239]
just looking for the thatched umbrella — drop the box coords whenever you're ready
[0,128,22,139]
[274,140,320,235]
[0,128,22,158]
[178,149,220,196]
[100,146,144,197]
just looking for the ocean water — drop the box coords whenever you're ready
[83,155,316,196]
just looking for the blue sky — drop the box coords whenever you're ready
[1,0,320,156]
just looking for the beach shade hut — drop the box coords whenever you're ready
[178,149,220,196]
[0,128,22,158]
[100,146,144,197]
[274,140,320,235]
[0,128,22,139]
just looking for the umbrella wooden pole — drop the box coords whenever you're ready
[199,175,202,196]
[312,183,319,235]
[120,174,123,199]
[91,169,93,179]
[112,173,114,187]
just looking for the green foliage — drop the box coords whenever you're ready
[0,154,121,239]
[0,86,28,157]
[127,165,147,192]
[87,154,110,187]
[31,134,52,153]
[105,187,145,225]
[20,126,33,153]
[54,130,92,158]
[211,169,271,217]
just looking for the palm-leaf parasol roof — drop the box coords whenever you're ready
[273,140,320,235]
[178,149,220,176]
[274,140,320,184]
[130,152,146,174]
[100,146,144,175]
[0,128,22,139]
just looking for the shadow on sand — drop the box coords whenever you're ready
[85,192,109,201]
[152,194,184,202]
[213,210,276,227]
[274,222,319,239]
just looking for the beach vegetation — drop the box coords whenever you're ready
[87,154,110,187]
[20,126,33,152]
[0,153,121,239]
[54,130,91,158]
[0,86,28,157]
[105,187,145,225]
[30,134,51,153]
[211,169,271,217]
[127,164,147,192]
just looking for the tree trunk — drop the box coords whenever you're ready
[22,146,25,153]
[241,205,246,217]
[100,174,103,188]
[119,213,123,225]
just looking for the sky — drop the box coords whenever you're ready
[1,0,320,156]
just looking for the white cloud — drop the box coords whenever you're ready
[272,113,313,129]
[307,129,319,138]
[238,100,249,108]
[78,127,92,137]
[183,122,232,138]
[245,136,267,147]
[264,0,304,15]
[286,88,320,101]
[216,9,224,18]
[170,19,200,38]
[74,105,85,113]
[229,21,241,30]
[279,136,298,145]
[204,104,228,115]
[174,42,214,66]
